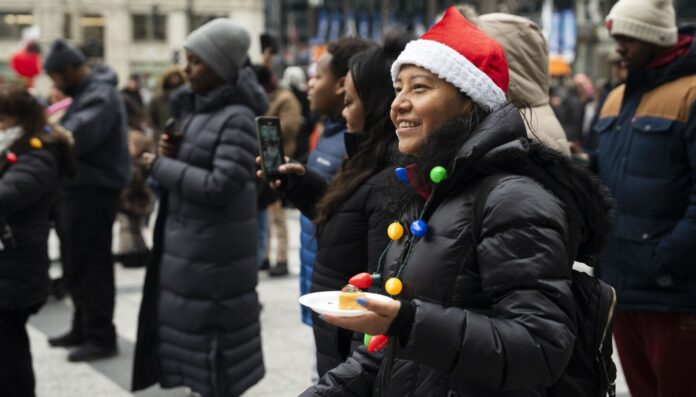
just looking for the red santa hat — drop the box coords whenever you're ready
[391,7,509,111]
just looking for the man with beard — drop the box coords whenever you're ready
[596,1,696,396]
[44,39,131,362]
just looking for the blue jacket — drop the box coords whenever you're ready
[299,119,346,325]
[595,28,696,312]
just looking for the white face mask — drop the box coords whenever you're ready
[0,126,23,154]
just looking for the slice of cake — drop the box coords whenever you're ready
[338,284,366,310]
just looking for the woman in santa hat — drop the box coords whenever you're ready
[302,7,613,396]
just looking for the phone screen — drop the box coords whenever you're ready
[256,118,285,179]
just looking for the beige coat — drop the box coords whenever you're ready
[267,88,303,158]
[478,13,571,155]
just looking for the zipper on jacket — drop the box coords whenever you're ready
[175,114,194,224]
[379,339,397,397]
[597,285,617,397]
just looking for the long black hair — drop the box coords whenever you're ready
[314,33,410,230]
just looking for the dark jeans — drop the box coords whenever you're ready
[0,306,41,397]
[58,188,119,346]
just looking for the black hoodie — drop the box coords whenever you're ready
[60,64,131,190]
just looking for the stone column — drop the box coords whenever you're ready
[168,9,188,64]
[103,0,130,86]
[34,0,64,46]
[229,1,264,64]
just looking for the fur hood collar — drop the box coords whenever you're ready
[443,104,612,266]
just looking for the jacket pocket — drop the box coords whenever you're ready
[613,215,675,289]
[594,117,616,136]
[627,117,674,178]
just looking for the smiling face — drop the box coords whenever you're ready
[341,72,365,133]
[390,65,473,155]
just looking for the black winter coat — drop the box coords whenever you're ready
[302,104,612,396]
[0,143,64,310]
[285,166,396,376]
[132,68,268,397]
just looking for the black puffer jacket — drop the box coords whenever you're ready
[285,166,396,376]
[0,135,71,310]
[302,104,612,396]
[132,67,268,397]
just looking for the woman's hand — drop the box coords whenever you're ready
[255,156,306,189]
[320,297,401,336]
[158,135,178,158]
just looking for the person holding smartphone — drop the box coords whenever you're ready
[258,34,409,377]
[133,19,268,397]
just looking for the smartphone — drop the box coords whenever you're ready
[255,116,286,181]
[163,118,178,141]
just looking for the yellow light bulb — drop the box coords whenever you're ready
[385,277,403,296]
[387,222,404,240]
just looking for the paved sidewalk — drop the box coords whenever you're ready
[27,209,630,396]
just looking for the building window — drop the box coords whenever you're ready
[193,14,227,30]
[81,14,105,58]
[132,14,167,41]
[0,12,33,40]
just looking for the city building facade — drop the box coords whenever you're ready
[0,0,264,93]
[265,0,696,82]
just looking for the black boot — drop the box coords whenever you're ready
[68,342,118,362]
[48,330,84,348]
[120,250,150,268]
[269,261,289,277]
[259,259,270,271]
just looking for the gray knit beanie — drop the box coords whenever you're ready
[184,18,250,82]
[43,39,86,73]
[606,0,677,47]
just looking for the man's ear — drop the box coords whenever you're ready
[334,75,346,97]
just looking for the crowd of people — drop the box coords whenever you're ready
[0,0,695,396]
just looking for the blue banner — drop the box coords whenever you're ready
[345,9,357,37]
[371,13,381,43]
[358,13,370,38]
[549,11,562,56]
[311,9,329,45]
[328,10,342,42]
[413,14,426,37]
[561,9,576,63]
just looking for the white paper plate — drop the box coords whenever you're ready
[298,291,393,317]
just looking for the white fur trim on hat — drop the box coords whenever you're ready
[391,39,507,112]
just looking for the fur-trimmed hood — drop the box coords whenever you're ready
[452,104,613,266]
